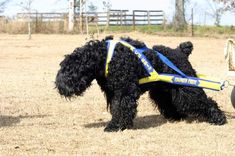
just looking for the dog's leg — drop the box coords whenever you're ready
[172,87,227,125]
[149,87,187,120]
[104,84,140,132]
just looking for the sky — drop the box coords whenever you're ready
[1,0,235,26]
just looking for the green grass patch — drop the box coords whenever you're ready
[102,25,235,37]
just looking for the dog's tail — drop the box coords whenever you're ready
[178,41,193,57]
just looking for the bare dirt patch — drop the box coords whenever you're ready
[0,33,235,155]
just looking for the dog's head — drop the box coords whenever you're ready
[55,40,106,97]
[177,41,193,57]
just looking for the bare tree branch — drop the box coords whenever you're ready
[213,0,235,11]
[206,0,234,26]
[17,0,34,39]
[0,0,11,13]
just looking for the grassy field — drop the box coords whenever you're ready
[1,18,235,37]
[0,33,235,155]
[104,25,235,38]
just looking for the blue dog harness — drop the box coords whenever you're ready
[105,40,226,91]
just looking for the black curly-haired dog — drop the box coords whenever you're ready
[55,36,226,132]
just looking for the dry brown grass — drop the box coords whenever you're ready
[0,33,235,156]
[0,20,69,34]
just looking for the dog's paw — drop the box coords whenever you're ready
[104,122,132,132]
[104,123,120,132]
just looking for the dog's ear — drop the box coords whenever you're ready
[178,41,193,57]
[104,35,114,41]
[120,36,146,48]
[120,36,132,42]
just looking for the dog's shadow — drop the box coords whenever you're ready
[84,115,167,130]
[0,115,48,127]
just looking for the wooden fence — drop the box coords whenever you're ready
[17,12,67,21]
[16,9,164,27]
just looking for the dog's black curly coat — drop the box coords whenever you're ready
[55,36,226,132]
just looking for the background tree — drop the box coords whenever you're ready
[102,0,111,30]
[0,0,10,13]
[213,0,235,11]
[173,0,187,30]
[75,0,81,12]
[102,0,112,12]
[18,0,34,39]
[88,2,97,12]
[207,0,235,26]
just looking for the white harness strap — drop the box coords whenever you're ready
[105,40,118,77]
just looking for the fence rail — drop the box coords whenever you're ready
[16,9,164,27]
[17,12,68,21]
